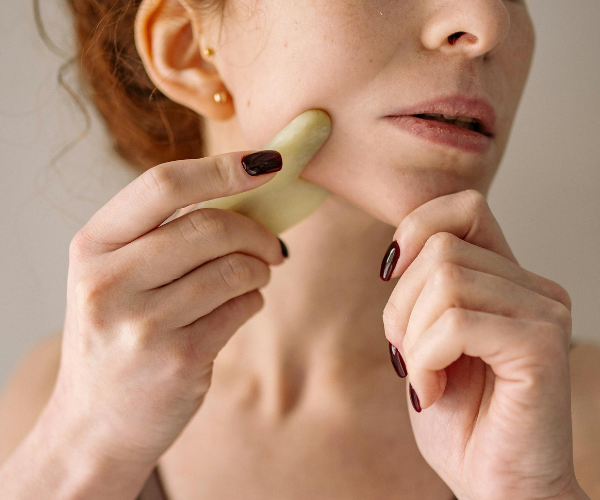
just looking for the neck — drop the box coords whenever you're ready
[205,116,399,418]
[216,194,398,417]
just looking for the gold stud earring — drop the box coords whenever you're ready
[203,47,215,57]
[213,91,228,103]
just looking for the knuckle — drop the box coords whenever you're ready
[212,156,237,192]
[540,318,571,352]
[258,261,272,286]
[74,272,117,327]
[182,209,227,245]
[78,272,114,302]
[69,230,94,261]
[548,280,573,312]
[382,301,400,330]
[430,262,464,305]
[248,289,266,312]
[124,307,162,340]
[230,290,265,318]
[424,232,459,259]
[397,212,423,245]
[527,322,570,371]
[455,190,493,241]
[536,320,562,337]
[550,300,572,333]
[402,331,416,359]
[143,164,181,200]
[69,236,85,262]
[219,254,251,291]
[138,312,162,338]
[125,313,158,340]
[461,189,488,213]
[441,307,470,333]
[166,340,207,381]
[432,262,463,287]
[382,302,404,344]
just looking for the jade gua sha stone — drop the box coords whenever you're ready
[190,109,332,235]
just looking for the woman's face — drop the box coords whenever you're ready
[206,0,535,226]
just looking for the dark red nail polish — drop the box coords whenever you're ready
[380,241,400,281]
[278,238,289,258]
[389,342,407,378]
[242,150,283,176]
[409,384,422,413]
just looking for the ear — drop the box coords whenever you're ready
[134,0,234,120]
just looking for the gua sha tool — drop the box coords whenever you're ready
[191,109,332,235]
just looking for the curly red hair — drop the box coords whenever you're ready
[36,0,223,172]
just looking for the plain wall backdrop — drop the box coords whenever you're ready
[1,0,599,390]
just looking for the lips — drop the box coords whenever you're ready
[383,96,497,154]
[387,96,497,136]
[412,113,485,135]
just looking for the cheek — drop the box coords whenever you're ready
[231,58,343,151]
[503,8,535,99]
[219,1,386,150]
[489,10,534,144]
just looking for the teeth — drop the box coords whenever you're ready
[443,114,476,123]
[416,113,481,132]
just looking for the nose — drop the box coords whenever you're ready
[421,0,511,58]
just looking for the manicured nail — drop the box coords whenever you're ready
[409,384,422,413]
[242,150,283,176]
[278,238,289,258]
[388,342,407,378]
[380,241,400,281]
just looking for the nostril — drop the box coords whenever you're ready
[448,32,466,45]
[447,31,479,46]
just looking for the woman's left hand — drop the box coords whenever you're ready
[382,190,589,500]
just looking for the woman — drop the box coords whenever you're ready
[0,0,598,498]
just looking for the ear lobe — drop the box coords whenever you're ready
[134,0,234,120]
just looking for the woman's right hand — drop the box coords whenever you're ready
[48,150,286,472]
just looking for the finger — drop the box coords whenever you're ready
[403,264,572,364]
[180,290,265,361]
[389,189,518,281]
[405,308,570,410]
[145,253,271,330]
[77,150,282,254]
[383,233,571,347]
[158,200,204,227]
[115,208,284,290]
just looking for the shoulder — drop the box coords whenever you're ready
[569,342,600,498]
[0,332,62,466]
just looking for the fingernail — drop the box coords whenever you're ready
[388,342,407,378]
[278,238,289,258]
[380,241,400,281]
[409,384,422,413]
[242,150,283,176]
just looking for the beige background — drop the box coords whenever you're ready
[1,0,599,389]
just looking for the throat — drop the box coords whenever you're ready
[213,194,398,419]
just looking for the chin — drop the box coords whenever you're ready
[302,145,498,229]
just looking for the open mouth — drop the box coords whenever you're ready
[384,96,496,153]
[412,113,487,135]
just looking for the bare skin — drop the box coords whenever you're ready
[1,334,599,499]
[1,0,599,499]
